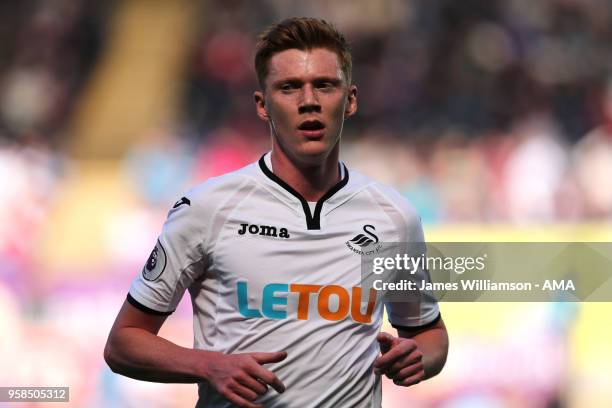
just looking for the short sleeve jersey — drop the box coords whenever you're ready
[128,153,440,408]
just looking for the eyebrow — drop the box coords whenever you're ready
[271,76,343,87]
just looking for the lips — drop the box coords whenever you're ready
[297,120,326,138]
[298,120,325,131]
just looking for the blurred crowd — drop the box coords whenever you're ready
[2,0,612,231]
[0,0,109,272]
[178,0,612,224]
[0,0,107,145]
[1,2,610,407]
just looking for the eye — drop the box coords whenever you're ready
[316,81,337,91]
[280,82,299,92]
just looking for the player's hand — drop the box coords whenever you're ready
[373,332,424,387]
[201,351,287,408]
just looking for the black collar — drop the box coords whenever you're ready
[258,155,349,230]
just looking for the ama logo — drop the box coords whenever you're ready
[346,225,381,255]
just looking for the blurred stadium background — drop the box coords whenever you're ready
[1,0,612,407]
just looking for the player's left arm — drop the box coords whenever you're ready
[374,316,448,387]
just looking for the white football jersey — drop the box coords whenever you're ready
[128,152,439,407]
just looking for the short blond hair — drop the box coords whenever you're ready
[254,17,352,89]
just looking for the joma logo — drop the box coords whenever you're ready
[238,223,290,239]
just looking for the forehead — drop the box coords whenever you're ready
[266,48,344,84]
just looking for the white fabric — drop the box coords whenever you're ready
[129,152,439,407]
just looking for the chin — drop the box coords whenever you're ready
[294,142,336,164]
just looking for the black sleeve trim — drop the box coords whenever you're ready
[127,293,173,316]
[391,312,441,332]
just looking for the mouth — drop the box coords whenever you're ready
[297,120,326,138]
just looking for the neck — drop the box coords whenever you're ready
[270,145,341,202]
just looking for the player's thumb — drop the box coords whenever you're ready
[252,351,288,364]
[377,332,394,353]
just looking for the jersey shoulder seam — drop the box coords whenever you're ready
[168,172,257,285]
[367,182,416,236]
[207,175,260,257]
[324,179,376,216]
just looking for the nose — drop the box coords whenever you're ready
[298,84,321,114]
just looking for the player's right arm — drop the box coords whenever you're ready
[104,301,286,407]
[104,186,286,407]
[104,299,201,382]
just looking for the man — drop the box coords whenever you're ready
[104,17,448,408]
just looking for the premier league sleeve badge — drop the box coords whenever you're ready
[142,240,167,281]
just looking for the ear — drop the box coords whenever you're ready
[344,85,358,118]
[254,91,269,121]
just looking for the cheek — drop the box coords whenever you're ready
[268,100,294,124]
[328,98,347,123]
